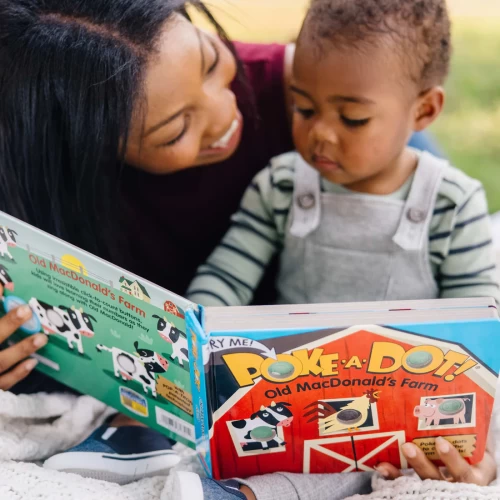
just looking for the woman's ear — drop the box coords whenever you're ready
[413,87,445,132]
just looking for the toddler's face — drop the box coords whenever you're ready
[291,38,423,192]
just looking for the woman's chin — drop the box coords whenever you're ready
[194,148,237,167]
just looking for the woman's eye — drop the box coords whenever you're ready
[294,106,315,119]
[341,116,370,128]
[160,117,190,148]
[207,41,220,75]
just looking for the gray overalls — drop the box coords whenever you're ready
[276,152,447,304]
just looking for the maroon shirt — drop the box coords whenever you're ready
[120,43,293,298]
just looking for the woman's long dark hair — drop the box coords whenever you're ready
[0,0,242,263]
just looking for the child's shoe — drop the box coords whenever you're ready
[43,424,180,484]
[167,471,247,499]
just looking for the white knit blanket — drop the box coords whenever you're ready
[0,390,499,500]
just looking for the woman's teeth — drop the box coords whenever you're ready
[210,119,239,149]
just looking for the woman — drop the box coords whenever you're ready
[0,0,486,490]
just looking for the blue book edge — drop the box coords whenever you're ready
[186,306,213,477]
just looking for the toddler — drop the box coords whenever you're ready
[178,0,499,498]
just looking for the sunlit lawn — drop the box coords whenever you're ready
[198,1,500,211]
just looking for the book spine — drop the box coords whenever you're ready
[186,307,213,477]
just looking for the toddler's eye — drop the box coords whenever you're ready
[294,106,315,120]
[341,116,370,128]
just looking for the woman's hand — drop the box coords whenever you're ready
[377,437,497,486]
[0,284,48,390]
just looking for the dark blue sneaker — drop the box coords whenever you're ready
[43,425,180,484]
[167,471,247,499]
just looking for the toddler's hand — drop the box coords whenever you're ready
[377,437,496,486]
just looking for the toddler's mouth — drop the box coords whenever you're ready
[312,154,342,173]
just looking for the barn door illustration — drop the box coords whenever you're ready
[303,431,407,473]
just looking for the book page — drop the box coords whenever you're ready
[0,211,197,448]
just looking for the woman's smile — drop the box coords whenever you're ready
[199,111,243,158]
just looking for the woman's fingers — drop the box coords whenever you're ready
[377,443,442,481]
[434,437,476,483]
[0,296,48,390]
[0,304,32,344]
[379,438,496,486]
[0,357,38,391]
[0,333,47,376]
[435,437,494,485]
[399,442,443,480]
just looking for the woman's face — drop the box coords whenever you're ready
[126,14,242,174]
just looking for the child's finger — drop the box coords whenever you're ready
[374,463,401,479]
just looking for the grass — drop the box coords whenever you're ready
[197,1,500,211]
[431,18,500,212]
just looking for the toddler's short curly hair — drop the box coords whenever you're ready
[302,0,451,90]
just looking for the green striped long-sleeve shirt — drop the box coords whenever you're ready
[187,151,500,307]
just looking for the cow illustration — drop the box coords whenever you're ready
[96,341,169,398]
[230,401,294,451]
[152,314,189,366]
[29,298,96,354]
[414,397,471,426]
[0,227,17,260]
[0,264,14,291]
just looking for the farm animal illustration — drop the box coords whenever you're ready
[230,401,294,451]
[0,226,18,260]
[96,341,169,398]
[414,397,471,426]
[152,314,189,366]
[29,298,96,355]
[163,300,184,319]
[305,389,381,433]
[0,264,14,291]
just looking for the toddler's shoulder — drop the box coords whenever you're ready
[266,151,300,186]
[437,163,485,210]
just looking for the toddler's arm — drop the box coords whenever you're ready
[187,165,289,307]
[434,185,500,303]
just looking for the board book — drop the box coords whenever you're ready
[0,210,499,480]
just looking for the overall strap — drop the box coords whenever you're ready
[289,155,322,238]
[393,151,447,251]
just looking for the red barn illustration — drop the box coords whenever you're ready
[207,324,496,480]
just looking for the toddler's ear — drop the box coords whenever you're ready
[413,87,445,132]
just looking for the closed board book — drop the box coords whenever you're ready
[0,210,499,480]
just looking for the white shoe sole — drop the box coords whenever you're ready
[167,471,204,500]
[44,450,181,485]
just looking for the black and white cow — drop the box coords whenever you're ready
[0,227,17,260]
[29,298,96,354]
[231,401,294,451]
[96,342,169,397]
[134,340,170,375]
[152,314,189,366]
[0,264,14,291]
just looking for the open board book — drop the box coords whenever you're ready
[0,210,499,480]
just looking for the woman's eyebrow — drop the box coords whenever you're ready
[144,108,186,137]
